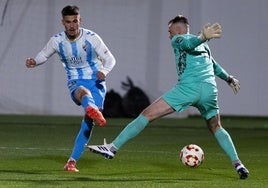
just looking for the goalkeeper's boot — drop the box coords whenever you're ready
[64,159,79,172]
[86,106,106,126]
[87,139,117,159]
[235,163,249,179]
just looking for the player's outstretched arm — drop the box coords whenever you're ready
[199,23,222,41]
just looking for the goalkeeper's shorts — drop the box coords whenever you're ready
[162,82,219,120]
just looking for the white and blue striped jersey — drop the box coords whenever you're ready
[34,28,116,81]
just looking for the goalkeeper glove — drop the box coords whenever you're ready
[199,23,222,41]
[227,75,240,94]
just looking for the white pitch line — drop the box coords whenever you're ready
[0,146,71,151]
[1,147,266,157]
[0,146,174,154]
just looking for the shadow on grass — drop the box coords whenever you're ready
[0,175,202,184]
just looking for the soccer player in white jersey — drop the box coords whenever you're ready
[26,5,116,172]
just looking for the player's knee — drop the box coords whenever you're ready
[209,124,222,134]
[206,115,222,134]
[75,87,90,102]
[140,112,154,122]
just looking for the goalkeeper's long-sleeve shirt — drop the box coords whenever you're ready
[171,34,229,85]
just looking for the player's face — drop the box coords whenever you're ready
[62,15,81,40]
[168,22,188,39]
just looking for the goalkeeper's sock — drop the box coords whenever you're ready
[112,114,149,149]
[70,120,94,161]
[214,128,239,162]
[81,95,97,111]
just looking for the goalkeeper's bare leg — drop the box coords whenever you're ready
[207,114,249,179]
[87,97,175,159]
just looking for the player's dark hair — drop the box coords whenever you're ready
[61,5,80,17]
[168,15,189,25]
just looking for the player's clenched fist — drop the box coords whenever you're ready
[26,58,37,68]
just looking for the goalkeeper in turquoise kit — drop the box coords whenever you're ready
[87,15,249,179]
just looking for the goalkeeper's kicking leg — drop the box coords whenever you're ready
[87,97,174,158]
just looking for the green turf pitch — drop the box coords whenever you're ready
[0,115,267,188]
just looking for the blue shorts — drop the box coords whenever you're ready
[67,79,106,108]
[162,82,219,120]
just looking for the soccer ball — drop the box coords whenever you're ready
[180,144,204,168]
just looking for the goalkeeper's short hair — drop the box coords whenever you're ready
[168,15,189,26]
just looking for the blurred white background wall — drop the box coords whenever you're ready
[0,0,267,116]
